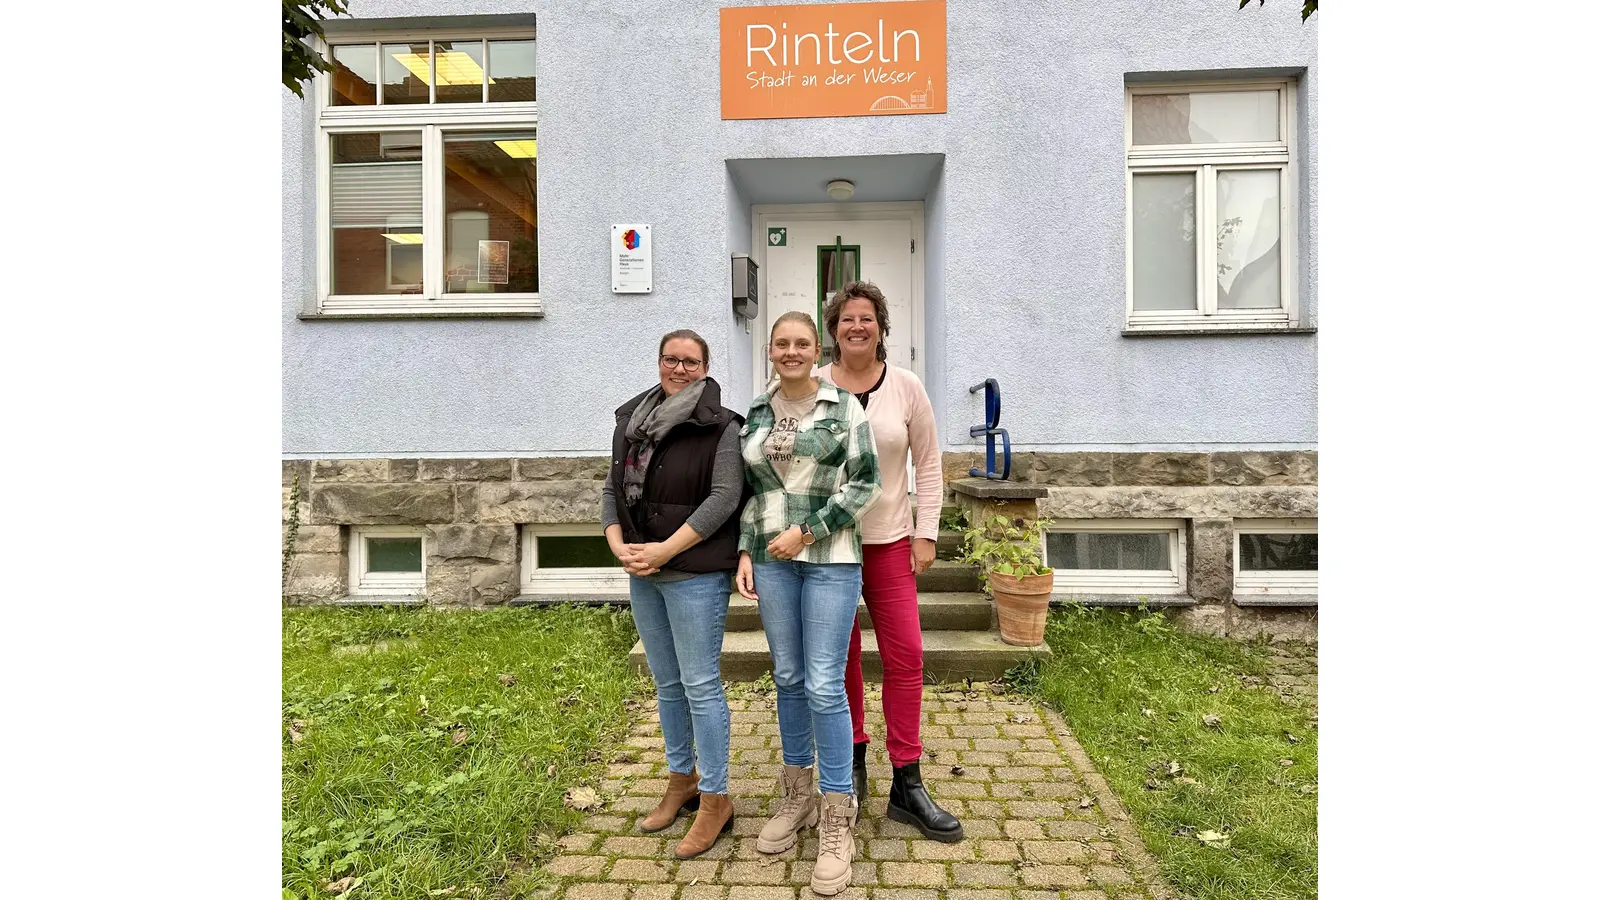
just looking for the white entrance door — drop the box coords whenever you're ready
[753,204,923,394]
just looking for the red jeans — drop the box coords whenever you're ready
[844,537,925,766]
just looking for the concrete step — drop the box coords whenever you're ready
[917,559,982,593]
[630,628,1051,682]
[724,591,993,632]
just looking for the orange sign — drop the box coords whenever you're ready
[720,0,946,120]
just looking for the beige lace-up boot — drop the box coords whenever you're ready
[755,764,819,853]
[809,791,858,896]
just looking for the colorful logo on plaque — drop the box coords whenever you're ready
[622,229,642,250]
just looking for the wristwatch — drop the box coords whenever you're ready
[799,523,817,545]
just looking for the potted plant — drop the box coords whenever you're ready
[958,514,1055,646]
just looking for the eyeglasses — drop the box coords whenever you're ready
[659,355,704,372]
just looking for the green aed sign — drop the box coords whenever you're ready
[767,227,787,247]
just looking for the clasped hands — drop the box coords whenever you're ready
[614,541,671,576]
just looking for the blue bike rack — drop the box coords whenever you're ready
[968,378,1011,480]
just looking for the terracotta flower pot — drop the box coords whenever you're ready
[988,570,1054,647]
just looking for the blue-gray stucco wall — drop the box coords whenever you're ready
[283,0,1316,456]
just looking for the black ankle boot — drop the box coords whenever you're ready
[852,741,869,805]
[886,761,964,842]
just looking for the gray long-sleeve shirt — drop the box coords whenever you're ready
[603,424,745,579]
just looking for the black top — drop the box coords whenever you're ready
[851,363,888,409]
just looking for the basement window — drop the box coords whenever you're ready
[348,526,427,598]
[1043,519,1187,601]
[520,525,626,596]
[1234,518,1317,605]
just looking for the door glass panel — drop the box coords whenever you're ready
[818,246,859,357]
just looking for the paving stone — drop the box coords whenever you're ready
[1017,744,1060,757]
[1028,781,1086,799]
[959,819,1003,838]
[1064,891,1110,900]
[989,782,1028,799]
[974,840,1021,861]
[877,861,950,887]
[952,725,1000,738]
[995,766,1050,781]
[611,859,674,882]
[583,815,633,833]
[726,888,797,900]
[1088,865,1132,885]
[1007,801,1067,819]
[908,840,975,860]
[557,833,599,853]
[722,860,790,884]
[966,800,1006,819]
[950,863,1020,886]
[561,884,616,900]
[958,751,1011,766]
[870,890,941,900]
[1020,864,1090,888]
[1002,724,1050,738]
[675,859,720,882]
[680,889,729,900]
[867,839,909,860]
[973,739,1024,752]
[548,855,609,877]
[1044,821,1104,840]
[603,836,666,857]
[1003,820,1047,840]
[1023,840,1095,863]
[632,886,679,900]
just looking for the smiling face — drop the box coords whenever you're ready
[768,319,820,382]
[658,337,708,396]
[833,296,881,363]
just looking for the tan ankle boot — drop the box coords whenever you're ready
[757,764,819,854]
[674,792,733,859]
[810,792,858,896]
[639,769,700,833]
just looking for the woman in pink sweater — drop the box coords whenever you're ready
[820,281,963,843]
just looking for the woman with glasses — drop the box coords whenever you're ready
[604,329,746,859]
[736,311,881,896]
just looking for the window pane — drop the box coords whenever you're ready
[1239,533,1317,571]
[1047,532,1171,570]
[539,536,618,568]
[382,42,431,104]
[434,40,486,103]
[488,40,537,102]
[1131,173,1196,311]
[367,537,423,573]
[330,132,424,296]
[1132,91,1278,144]
[330,44,377,106]
[444,132,538,293]
[1216,170,1282,309]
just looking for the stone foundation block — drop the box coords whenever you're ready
[1038,486,1316,520]
[310,484,455,525]
[1187,518,1233,604]
[1173,604,1227,636]
[1229,606,1318,642]
[426,562,517,606]
[285,552,344,602]
[419,458,515,482]
[514,457,609,481]
[1298,451,1318,483]
[1209,452,1299,486]
[458,481,604,524]
[294,525,344,555]
[1018,451,1113,486]
[312,459,394,483]
[1111,453,1210,486]
[470,564,519,606]
[426,524,517,563]
[425,564,473,605]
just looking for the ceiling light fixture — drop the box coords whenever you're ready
[826,179,855,201]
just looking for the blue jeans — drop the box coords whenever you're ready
[753,560,863,795]
[630,571,732,794]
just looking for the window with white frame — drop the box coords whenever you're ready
[347,526,427,598]
[1234,518,1317,602]
[1125,79,1299,332]
[315,30,540,316]
[520,525,627,596]
[1043,519,1187,598]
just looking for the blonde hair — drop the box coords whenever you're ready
[770,310,820,344]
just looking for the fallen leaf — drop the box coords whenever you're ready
[1141,708,1156,718]
[324,876,363,895]
[1144,778,1163,790]
[1136,735,1150,745]
[546,764,557,778]
[1172,824,1195,837]
[289,720,307,744]
[951,765,966,776]
[1207,685,1220,694]
[1299,783,1317,794]
[417,694,429,716]
[1078,796,1095,809]
[428,889,458,897]
[1195,829,1231,848]
[1203,714,1222,728]
[1285,732,1299,744]
[1174,777,1199,786]
[564,786,599,811]
[452,728,470,746]
[1278,758,1294,767]
[498,673,517,687]
[1167,760,1183,777]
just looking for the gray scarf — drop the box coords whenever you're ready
[622,379,708,507]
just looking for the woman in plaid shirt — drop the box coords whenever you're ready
[735,311,881,897]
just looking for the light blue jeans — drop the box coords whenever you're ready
[753,560,863,796]
[630,571,732,795]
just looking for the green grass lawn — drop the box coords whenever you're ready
[282,606,641,900]
[1015,606,1318,900]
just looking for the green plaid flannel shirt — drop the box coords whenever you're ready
[738,379,882,565]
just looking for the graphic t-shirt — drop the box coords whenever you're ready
[763,387,818,482]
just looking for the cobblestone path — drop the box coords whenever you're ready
[543,684,1176,900]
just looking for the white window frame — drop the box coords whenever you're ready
[312,28,540,318]
[1234,517,1317,602]
[1124,78,1299,333]
[1043,519,1187,599]
[520,525,628,596]
[347,526,428,598]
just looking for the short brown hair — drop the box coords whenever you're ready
[822,280,890,363]
[658,329,710,368]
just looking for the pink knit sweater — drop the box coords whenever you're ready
[822,363,942,545]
